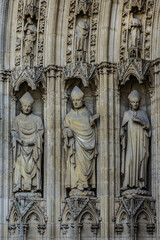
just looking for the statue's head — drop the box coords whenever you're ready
[27,17,32,24]
[20,92,34,115]
[128,90,141,111]
[71,86,84,110]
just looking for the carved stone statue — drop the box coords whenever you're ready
[12,92,44,192]
[76,20,89,61]
[129,18,141,48]
[63,86,99,195]
[120,90,151,191]
[24,17,37,65]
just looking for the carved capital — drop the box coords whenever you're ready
[45,65,63,79]
[17,223,29,234]
[115,223,124,234]
[0,70,11,82]
[61,224,69,234]
[97,62,117,75]
[146,223,155,234]
[8,224,16,235]
[37,224,46,235]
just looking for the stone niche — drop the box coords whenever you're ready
[120,76,151,191]
[114,72,156,239]
[8,75,47,239]
[61,73,101,239]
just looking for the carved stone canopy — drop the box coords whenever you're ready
[129,0,146,12]
[24,0,39,19]
[63,62,98,88]
[117,59,152,86]
[11,66,46,91]
[76,0,92,16]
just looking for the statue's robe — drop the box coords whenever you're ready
[12,112,43,192]
[64,107,97,190]
[121,109,151,189]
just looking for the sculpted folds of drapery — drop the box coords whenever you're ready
[121,90,151,190]
[63,86,99,193]
[12,92,44,192]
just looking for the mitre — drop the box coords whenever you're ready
[128,90,141,101]
[20,92,34,105]
[71,86,84,99]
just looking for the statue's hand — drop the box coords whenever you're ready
[92,113,100,121]
[143,125,151,131]
[120,128,125,138]
[67,129,73,138]
[16,138,23,145]
[23,141,35,147]
[133,117,144,125]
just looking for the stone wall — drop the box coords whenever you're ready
[0,0,160,239]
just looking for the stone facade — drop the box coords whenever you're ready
[0,0,160,239]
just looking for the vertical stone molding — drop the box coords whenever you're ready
[97,62,118,238]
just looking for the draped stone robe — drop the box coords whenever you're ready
[64,107,97,190]
[121,109,151,189]
[12,112,44,192]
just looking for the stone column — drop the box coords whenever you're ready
[0,2,9,238]
[97,63,117,239]
[0,0,8,69]
[0,71,10,240]
[152,60,160,239]
[45,66,63,239]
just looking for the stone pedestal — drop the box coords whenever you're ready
[114,193,156,240]
[7,193,47,240]
[60,196,101,240]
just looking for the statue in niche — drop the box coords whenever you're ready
[120,90,151,191]
[24,17,37,65]
[76,20,89,61]
[129,18,141,49]
[63,86,99,195]
[12,92,44,192]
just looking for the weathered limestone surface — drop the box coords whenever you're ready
[0,0,160,239]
